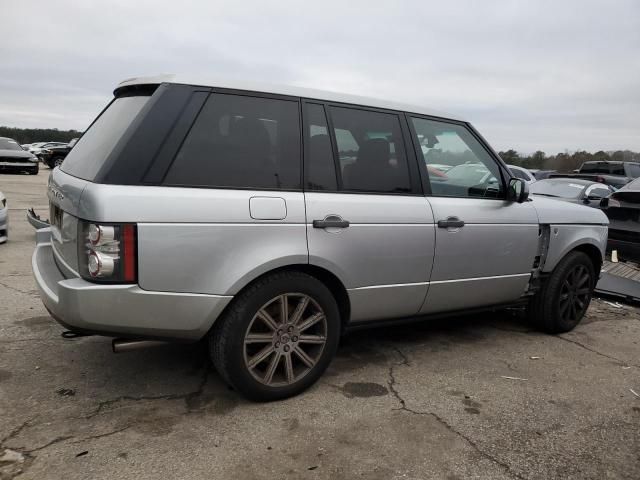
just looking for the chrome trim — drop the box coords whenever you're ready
[349,281,430,291]
[430,273,531,284]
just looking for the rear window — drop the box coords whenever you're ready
[61,96,150,180]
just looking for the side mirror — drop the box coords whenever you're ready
[507,178,529,203]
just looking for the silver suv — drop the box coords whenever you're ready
[33,75,608,401]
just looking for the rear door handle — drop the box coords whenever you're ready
[313,216,350,229]
[437,217,465,228]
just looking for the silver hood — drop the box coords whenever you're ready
[530,196,609,225]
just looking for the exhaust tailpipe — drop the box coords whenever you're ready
[112,339,168,353]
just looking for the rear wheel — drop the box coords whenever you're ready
[53,156,64,168]
[209,271,340,401]
[527,251,596,333]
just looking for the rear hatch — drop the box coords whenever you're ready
[48,93,153,275]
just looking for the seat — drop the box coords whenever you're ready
[343,138,401,192]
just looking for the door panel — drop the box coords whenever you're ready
[306,192,435,322]
[421,197,538,314]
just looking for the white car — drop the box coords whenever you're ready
[508,165,537,184]
[0,191,7,243]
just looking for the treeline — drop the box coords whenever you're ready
[499,149,640,172]
[0,126,83,145]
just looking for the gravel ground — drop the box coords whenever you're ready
[1,170,639,480]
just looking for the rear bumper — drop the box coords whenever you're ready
[32,228,232,340]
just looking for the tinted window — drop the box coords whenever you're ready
[165,93,300,189]
[61,96,150,180]
[411,117,504,198]
[305,103,336,190]
[329,107,411,193]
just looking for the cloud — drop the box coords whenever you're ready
[2,0,639,153]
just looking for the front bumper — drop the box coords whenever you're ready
[32,228,232,340]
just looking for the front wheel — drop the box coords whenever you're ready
[527,251,596,333]
[209,271,340,401]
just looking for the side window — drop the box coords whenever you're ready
[164,93,300,189]
[411,117,504,198]
[305,103,337,190]
[328,106,411,194]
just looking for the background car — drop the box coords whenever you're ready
[508,164,537,184]
[40,142,76,168]
[29,142,66,157]
[532,169,557,180]
[529,178,613,207]
[0,190,7,243]
[599,177,640,261]
[0,137,39,175]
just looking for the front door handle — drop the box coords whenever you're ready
[313,215,350,229]
[437,217,465,228]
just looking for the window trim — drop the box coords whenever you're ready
[306,101,422,196]
[406,113,513,201]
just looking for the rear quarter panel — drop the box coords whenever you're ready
[79,183,307,295]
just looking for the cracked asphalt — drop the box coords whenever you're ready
[1,170,639,480]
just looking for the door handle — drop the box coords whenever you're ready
[437,217,465,228]
[313,216,350,229]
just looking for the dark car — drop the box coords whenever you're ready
[0,137,39,175]
[600,177,640,261]
[549,161,640,189]
[40,139,78,169]
[529,178,613,207]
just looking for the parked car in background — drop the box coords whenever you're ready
[508,165,536,184]
[532,169,556,180]
[0,190,7,243]
[550,161,640,189]
[600,177,640,261]
[40,142,76,169]
[29,142,67,158]
[33,75,609,401]
[529,178,613,207]
[0,137,39,175]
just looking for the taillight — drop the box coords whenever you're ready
[78,221,137,283]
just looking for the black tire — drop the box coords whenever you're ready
[209,271,340,401]
[53,156,64,168]
[28,166,39,175]
[527,251,596,333]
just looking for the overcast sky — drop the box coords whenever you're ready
[2,0,639,153]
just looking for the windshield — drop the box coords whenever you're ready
[530,180,585,199]
[0,138,24,151]
[61,95,150,180]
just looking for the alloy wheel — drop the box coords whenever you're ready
[243,293,327,387]
[559,264,592,323]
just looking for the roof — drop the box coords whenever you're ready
[116,74,464,122]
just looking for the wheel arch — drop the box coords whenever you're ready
[542,224,606,275]
[223,263,351,331]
